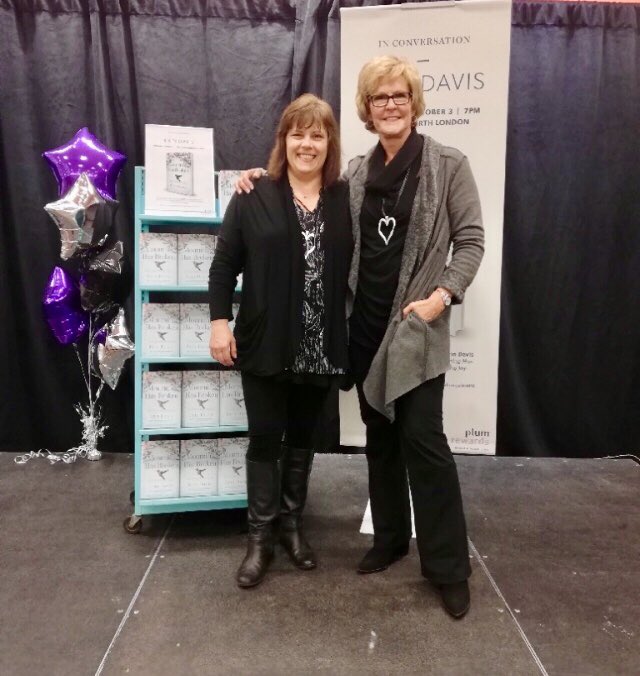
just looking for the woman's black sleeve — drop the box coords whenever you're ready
[208,193,245,321]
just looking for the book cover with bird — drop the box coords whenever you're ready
[182,370,220,428]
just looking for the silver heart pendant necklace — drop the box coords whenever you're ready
[378,215,396,245]
[378,168,410,246]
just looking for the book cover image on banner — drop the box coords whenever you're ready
[144,125,215,217]
[339,0,511,455]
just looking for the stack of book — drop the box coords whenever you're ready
[139,233,217,287]
[141,302,239,358]
[140,438,248,499]
[142,370,247,429]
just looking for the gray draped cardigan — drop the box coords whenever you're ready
[345,134,485,421]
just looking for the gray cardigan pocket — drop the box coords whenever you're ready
[386,313,435,386]
[387,310,451,393]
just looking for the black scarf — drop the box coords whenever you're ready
[364,128,424,223]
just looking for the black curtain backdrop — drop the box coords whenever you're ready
[1,0,638,457]
[500,2,640,456]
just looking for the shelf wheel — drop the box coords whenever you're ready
[123,515,143,534]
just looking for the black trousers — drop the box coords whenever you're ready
[241,372,329,461]
[356,374,471,584]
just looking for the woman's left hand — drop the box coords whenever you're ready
[402,291,446,323]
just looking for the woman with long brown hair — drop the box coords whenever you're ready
[208,95,352,588]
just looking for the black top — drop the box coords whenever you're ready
[290,196,344,376]
[349,130,424,354]
[209,177,352,377]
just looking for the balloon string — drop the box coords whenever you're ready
[73,343,90,390]
[87,314,94,411]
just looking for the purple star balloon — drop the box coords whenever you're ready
[43,267,89,345]
[43,127,127,200]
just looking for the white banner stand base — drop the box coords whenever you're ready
[360,497,416,538]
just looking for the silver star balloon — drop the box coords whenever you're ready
[44,173,112,260]
[98,308,135,389]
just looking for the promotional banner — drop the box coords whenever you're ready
[339,0,511,455]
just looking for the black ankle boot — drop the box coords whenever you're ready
[357,543,410,574]
[279,446,316,570]
[438,580,470,618]
[236,459,280,588]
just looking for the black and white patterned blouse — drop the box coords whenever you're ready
[291,196,345,375]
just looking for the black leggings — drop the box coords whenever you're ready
[240,372,329,461]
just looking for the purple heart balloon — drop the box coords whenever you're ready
[43,127,127,200]
[43,267,89,345]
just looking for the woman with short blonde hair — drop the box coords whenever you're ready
[355,55,426,131]
[345,54,483,620]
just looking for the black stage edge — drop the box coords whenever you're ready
[1,454,638,675]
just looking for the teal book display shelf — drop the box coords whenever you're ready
[124,167,247,533]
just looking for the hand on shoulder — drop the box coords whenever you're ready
[235,168,267,194]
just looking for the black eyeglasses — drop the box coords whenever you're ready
[368,92,412,107]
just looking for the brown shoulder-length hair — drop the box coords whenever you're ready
[267,94,341,186]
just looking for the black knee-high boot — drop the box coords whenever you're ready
[279,446,316,570]
[236,459,281,588]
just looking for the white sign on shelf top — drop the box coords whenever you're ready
[144,124,215,218]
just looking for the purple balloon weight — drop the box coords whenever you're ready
[43,127,127,200]
[43,267,89,345]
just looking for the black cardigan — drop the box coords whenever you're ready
[209,177,352,376]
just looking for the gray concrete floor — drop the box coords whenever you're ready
[0,453,637,675]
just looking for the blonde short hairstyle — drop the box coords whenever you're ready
[355,55,425,133]
[267,94,341,186]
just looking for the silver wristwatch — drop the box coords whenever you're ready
[437,288,452,307]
